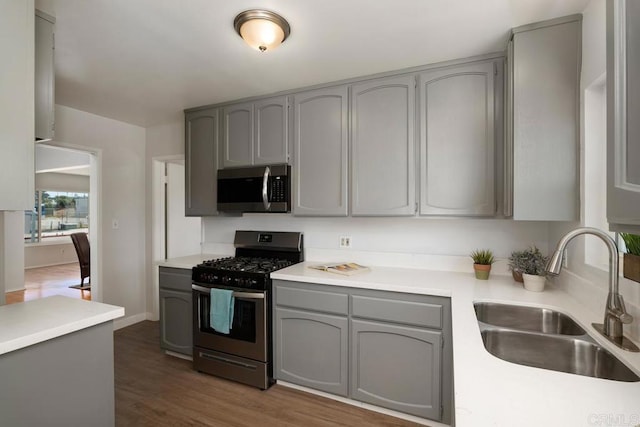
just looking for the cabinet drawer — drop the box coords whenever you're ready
[159,267,192,292]
[351,295,443,329]
[275,285,348,315]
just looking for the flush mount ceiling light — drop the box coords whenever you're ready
[233,9,291,52]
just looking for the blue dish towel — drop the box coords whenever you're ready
[210,289,235,334]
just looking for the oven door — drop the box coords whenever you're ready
[192,283,267,363]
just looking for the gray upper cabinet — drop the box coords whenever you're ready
[419,60,497,217]
[185,108,218,216]
[222,97,288,168]
[222,102,253,168]
[254,96,288,165]
[293,86,349,216]
[508,15,581,221]
[607,0,640,232]
[35,10,55,142]
[351,75,416,216]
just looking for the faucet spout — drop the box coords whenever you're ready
[546,227,638,352]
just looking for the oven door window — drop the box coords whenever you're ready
[198,293,257,342]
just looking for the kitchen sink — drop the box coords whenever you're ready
[474,302,640,382]
[474,302,586,335]
[480,329,639,382]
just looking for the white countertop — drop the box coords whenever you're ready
[156,254,227,269]
[0,296,124,355]
[272,262,640,427]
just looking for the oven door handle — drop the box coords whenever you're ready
[192,284,265,300]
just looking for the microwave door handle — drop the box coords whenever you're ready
[262,166,271,211]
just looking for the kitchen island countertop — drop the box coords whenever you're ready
[0,296,124,355]
[272,262,640,427]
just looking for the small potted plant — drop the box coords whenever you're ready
[507,250,527,283]
[470,249,495,280]
[510,246,548,292]
[621,233,640,283]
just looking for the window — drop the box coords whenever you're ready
[25,190,89,243]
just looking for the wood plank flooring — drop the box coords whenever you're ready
[6,263,90,305]
[115,321,424,427]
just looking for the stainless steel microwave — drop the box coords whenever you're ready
[217,164,291,213]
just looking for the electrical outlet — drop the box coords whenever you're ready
[339,236,352,248]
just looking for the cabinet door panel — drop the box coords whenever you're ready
[223,102,253,167]
[293,86,349,216]
[351,319,442,420]
[608,0,640,231]
[511,19,580,221]
[419,61,496,216]
[35,11,55,141]
[254,96,288,165]
[351,75,415,216]
[159,289,192,355]
[275,308,348,396]
[185,109,218,216]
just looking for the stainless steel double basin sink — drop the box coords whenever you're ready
[474,302,640,382]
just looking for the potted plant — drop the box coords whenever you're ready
[507,250,527,283]
[510,246,548,292]
[470,249,495,280]
[621,233,640,283]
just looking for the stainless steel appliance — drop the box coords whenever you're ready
[217,164,291,213]
[192,230,303,389]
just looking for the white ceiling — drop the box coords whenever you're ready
[36,0,590,128]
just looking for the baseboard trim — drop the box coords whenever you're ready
[276,380,444,427]
[113,312,148,331]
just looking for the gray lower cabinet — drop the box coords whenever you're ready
[350,319,442,420]
[273,280,452,424]
[418,59,499,217]
[0,322,115,426]
[185,108,218,216]
[351,75,416,216]
[159,267,192,356]
[508,15,581,221]
[274,308,348,396]
[292,86,349,216]
[607,0,640,232]
[35,10,55,142]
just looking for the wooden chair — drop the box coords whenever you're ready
[69,232,90,290]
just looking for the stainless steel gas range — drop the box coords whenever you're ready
[191,230,303,389]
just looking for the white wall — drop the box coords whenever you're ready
[35,145,90,172]
[203,215,549,264]
[53,105,147,323]
[35,172,89,192]
[0,0,35,302]
[548,0,640,342]
[0,0,35,211]
[1,212,27,294]
[25,242,76,269]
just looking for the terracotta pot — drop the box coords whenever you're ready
[522,273,546,292]
[473,264,492,280]
[512,270,523,283]
[623,253,640,283]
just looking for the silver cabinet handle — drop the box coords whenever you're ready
[262,166,271,211]
[192,284,265,300]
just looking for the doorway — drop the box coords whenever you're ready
[17,143,102,303]
[150,156,201,319]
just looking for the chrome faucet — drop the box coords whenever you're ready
[546,227,639,352]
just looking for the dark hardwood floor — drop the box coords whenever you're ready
[115,321,424,427]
